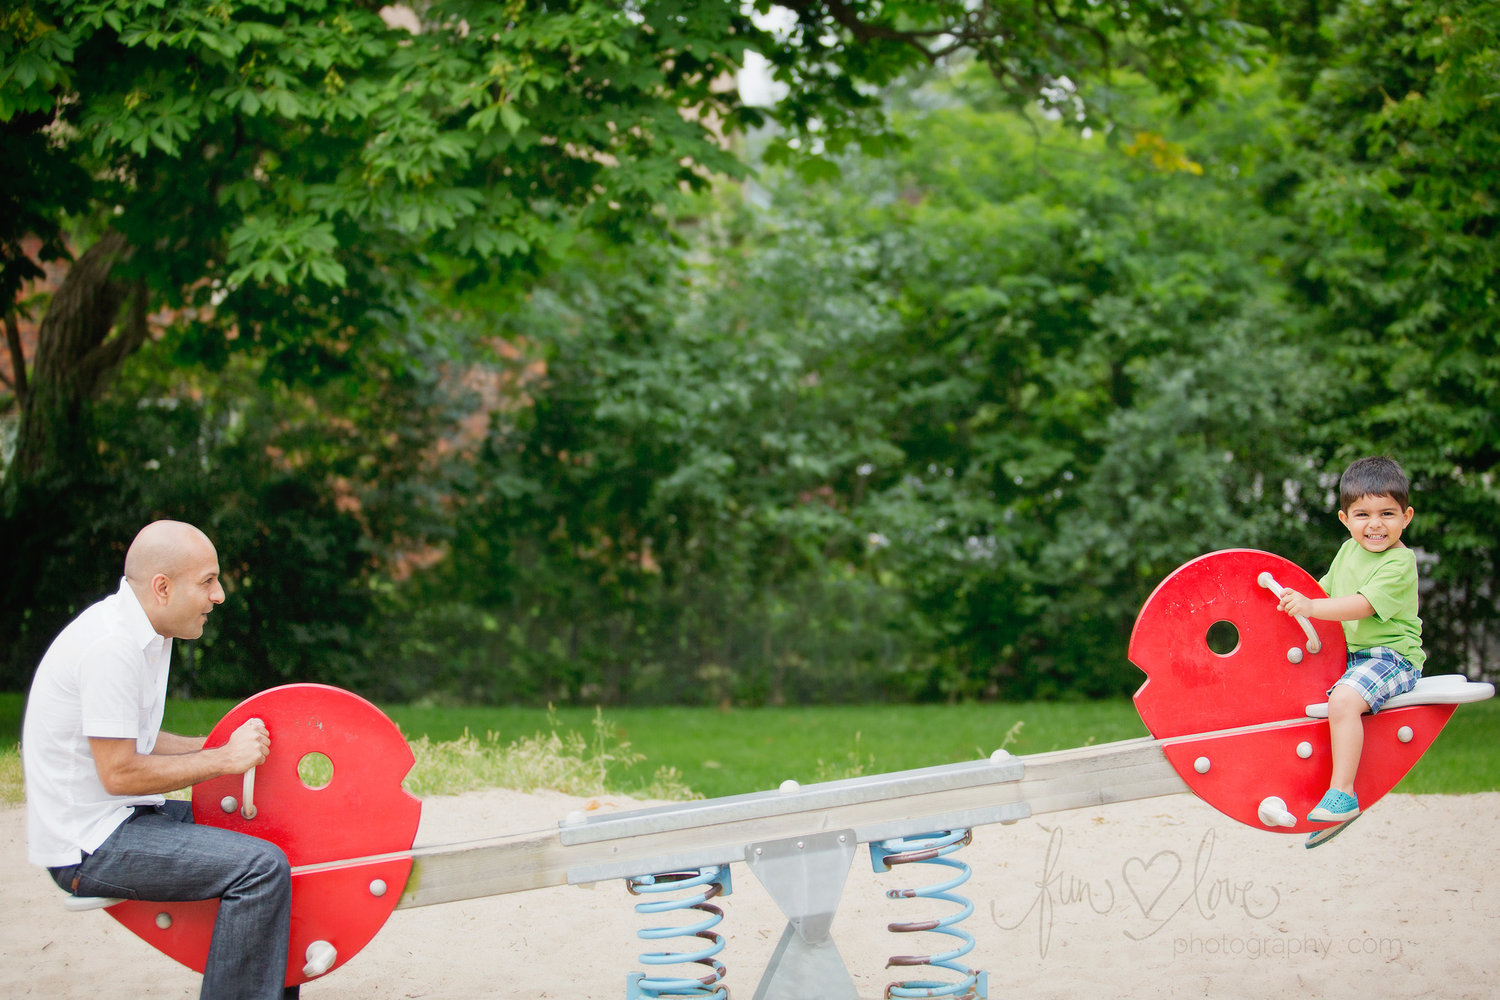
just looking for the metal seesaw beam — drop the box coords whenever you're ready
[388,735,1187,911]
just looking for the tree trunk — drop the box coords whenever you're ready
[6,229,146,490]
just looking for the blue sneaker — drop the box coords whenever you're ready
[1307,788,1359,824]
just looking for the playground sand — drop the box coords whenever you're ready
[3,788,1496,999]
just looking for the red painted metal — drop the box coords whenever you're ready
[1159,705,1455,832]
[1131,548,1346,739]
[106,684,421,984]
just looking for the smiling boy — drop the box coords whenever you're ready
[1276,457,1424,846]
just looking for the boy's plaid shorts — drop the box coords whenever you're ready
[1330,646,1420,712]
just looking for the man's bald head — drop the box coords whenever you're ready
[125,520,215,584]
[124,521,225,639]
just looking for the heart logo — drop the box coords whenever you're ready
[1122,850,1182,920]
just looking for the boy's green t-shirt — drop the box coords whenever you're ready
[1318,538,1425,672]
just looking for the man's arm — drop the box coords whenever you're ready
[152,730,208,755]
[91,719,269,797]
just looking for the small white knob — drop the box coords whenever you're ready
[1297,742,1313,759]
[1257,796,1297,828]
[778,779,800,793]
[303,940,337,977]
[1194,756,1211,774]
[1287,647,1303,664]
[1397,726,1414,744]
[369,879,387,897]
[155,911,173,930]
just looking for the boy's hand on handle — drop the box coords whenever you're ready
[1278,588,1313,618]
[221,717,271,774]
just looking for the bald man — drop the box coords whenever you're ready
[23,521,298,1000]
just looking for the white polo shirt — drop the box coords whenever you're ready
[22,578,172,867]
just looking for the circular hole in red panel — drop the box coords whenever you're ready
[1205,619,1240,656]
[298,751,333,790]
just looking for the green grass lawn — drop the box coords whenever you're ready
[3,692,1495,803]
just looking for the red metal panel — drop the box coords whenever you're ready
[1131,549,1346,738]
[108,684,421,985]
[1159,705,1455,833]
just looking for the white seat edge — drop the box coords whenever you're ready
[62,895,126,911]
[1305,675,1495,719]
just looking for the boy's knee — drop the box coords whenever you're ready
[1328,683,1371,717]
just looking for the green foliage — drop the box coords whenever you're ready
[364,67,1345,705]
[1270,0,1500,676]
[9,694,1489,805]
[3,0,773,685]
[0,290,480,690]
[1,0,762,304]
[3,0,1496,704]
[3,0,1273,697]
[818,90,1326,698]
[751,0,1266,174]
[377,218,911,705]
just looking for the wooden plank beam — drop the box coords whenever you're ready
[391,736,1187,910]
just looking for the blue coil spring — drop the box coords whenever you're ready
[871,829,987,1000]
[624,866,730,1000]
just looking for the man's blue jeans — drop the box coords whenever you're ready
[49,801,295,1000]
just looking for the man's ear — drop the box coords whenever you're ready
[150,573,172,604]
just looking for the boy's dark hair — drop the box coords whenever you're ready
[1340,456,1410,511]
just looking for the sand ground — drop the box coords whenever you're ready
[4,789,1496,999]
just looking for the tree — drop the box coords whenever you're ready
[1,0,1264,490]
[390,63,1333,706]
[1273,0,1500,676]
[818,74,1324,699]
[2,0,776,682]
[1,0,1269,693]
[1,0,768,490]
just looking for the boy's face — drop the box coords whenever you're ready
[1338,493,1414,554]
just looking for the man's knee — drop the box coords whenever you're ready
[237,838,292,896]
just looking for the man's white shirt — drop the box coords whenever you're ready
[23,578,171,867]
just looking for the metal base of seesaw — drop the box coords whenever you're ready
[365,736,1187,996]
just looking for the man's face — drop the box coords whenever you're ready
[161,540,225,639]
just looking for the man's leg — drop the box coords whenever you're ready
[67,802,293,1000]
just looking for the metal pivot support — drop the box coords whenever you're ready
[745,829,860,1000]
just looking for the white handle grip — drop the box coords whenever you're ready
[240,717,262,820]
[1257,572,1323,654]
[240,767,257,819]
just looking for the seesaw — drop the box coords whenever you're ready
[71,550,1492,1000]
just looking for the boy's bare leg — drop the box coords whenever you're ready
[1327,684,1371,795]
